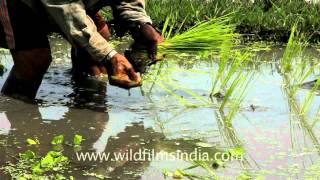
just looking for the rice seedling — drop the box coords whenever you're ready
[204,38,254,125]
[280,47,320,168]
[279,25,320,117]
[143,38,255,180]
[158,15,237,57]
[142,15,254,118]
[277,26,320,159]
[142,15,230,105]
[125,14,238,73]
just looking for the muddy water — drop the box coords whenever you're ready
[0,37,320,179]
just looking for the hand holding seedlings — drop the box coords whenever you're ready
[130,23,165,61]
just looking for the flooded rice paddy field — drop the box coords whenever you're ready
[0,37,320,179]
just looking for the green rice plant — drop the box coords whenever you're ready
[142,50,253,123]
[223,76,252,124]
[143,17,252,113]
[280,25,320,116]
[279,26,320,156]
[142,15,253,129]
[280,25,305,75]
[158,15,238,57]
[207,38,254,124]
[141,13,259,179]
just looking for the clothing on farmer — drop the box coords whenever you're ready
[0,0,152,62]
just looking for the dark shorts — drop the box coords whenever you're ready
[0,0,50,50]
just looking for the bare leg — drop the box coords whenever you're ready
[1,48,52,99]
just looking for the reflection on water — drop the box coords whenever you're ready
[0,112,10,135]
[0,37,320,179]
[0,98,217,179]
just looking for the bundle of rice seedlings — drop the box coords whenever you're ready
[157,16,238,56]
[127,15,237,72]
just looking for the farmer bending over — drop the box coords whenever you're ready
[0,0,163,100]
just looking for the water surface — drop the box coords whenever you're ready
[0,37,320,179]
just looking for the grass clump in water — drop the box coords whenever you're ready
[1,134,86,180]
[1,149,70,180]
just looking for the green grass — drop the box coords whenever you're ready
[99,0,320,42]
[144,0,320,42]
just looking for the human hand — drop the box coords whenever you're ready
[106,53,141,89]
[132,23,164,60]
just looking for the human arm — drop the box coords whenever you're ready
[40,0,141,88]
[112,0,164,60]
